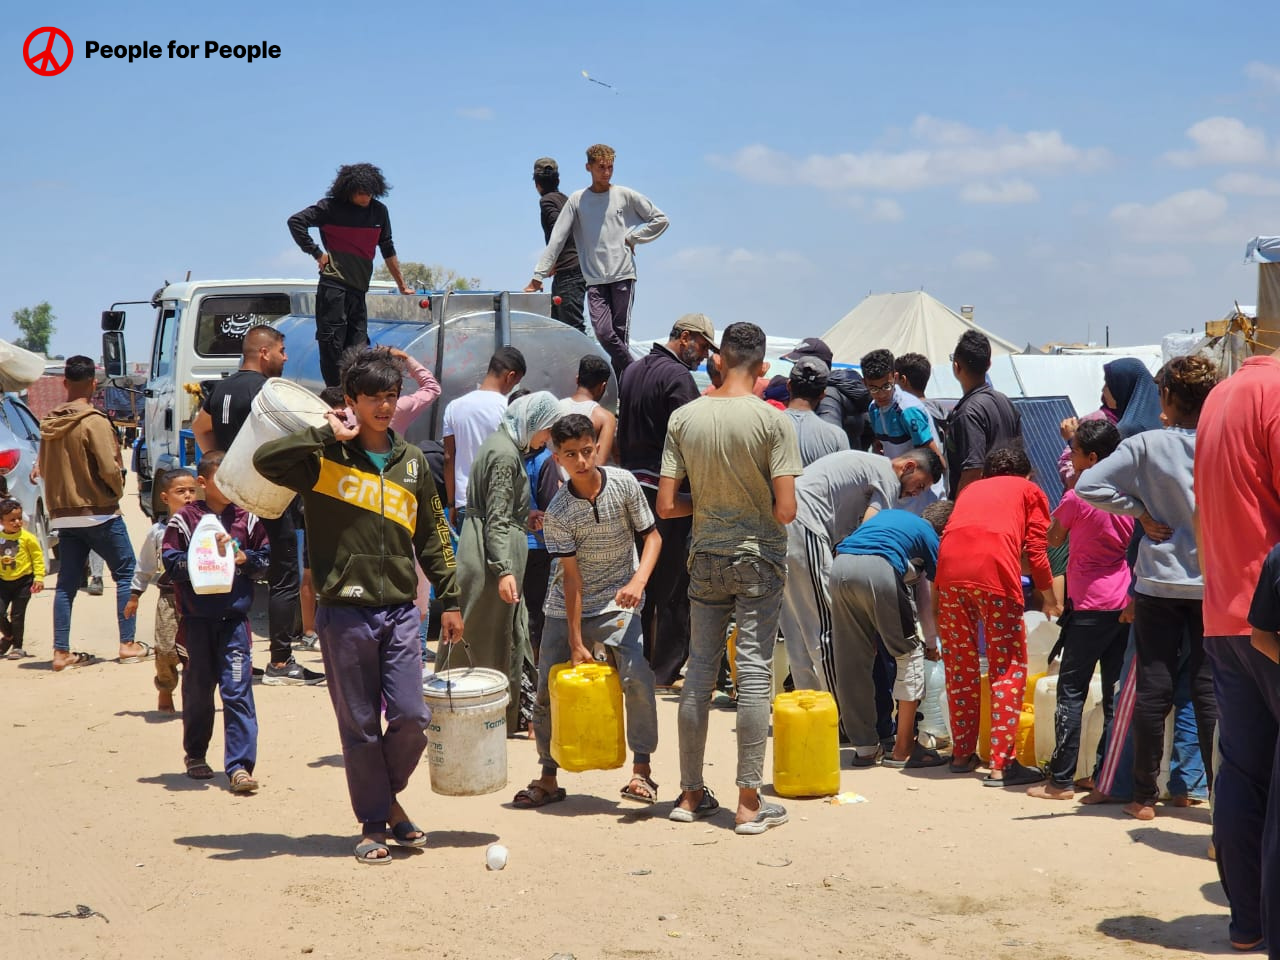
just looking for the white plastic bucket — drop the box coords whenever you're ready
[423,666,510,796]
[218,378,330,519]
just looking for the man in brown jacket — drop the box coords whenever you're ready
[38,356,142,670]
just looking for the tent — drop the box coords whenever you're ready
[820,291,1020,370]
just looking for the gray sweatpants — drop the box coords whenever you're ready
[828,553,924,751]
[778,523,837,693]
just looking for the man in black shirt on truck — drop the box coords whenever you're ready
[287,163,414,387]
[532,157,586,333]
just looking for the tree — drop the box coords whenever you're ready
[11,302,55,354]
[374,262,481,292]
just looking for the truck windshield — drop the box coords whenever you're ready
[195,294,292,357]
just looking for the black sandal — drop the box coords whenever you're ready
[982,761,1046,788]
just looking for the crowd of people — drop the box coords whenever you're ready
[14,150,1280,955]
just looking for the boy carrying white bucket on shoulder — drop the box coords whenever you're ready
[515,413,663,809]
[162,452,269,794]
[253,347,463,865]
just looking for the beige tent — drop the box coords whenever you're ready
[821,291,1019,368]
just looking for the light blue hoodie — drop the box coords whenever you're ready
[1074,427,1201,600]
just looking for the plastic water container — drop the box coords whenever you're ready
[977,671,1041,764]
[423,667,511,796]
[1077,701,1106,781]
[186,513,234,595]
[1033,673,1104,766]
[727,625,791,698]
[549,662,625,772]
[919,658,951,748]
[1024,617,1061,675]
[219,377,331,519]
[772,690,840,797]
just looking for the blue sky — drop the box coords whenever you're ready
[4,1,1280,362]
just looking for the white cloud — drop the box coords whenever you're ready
[959,180,1040,204]
[1164,117,1269,167]
[868,198,904,222]
[953,249,996,271]
[838,196,905,222]
[1110,253,1196,279]
[711,115,1107,193]
[456,106,494,121]
[1216,172,1280,196]
[1109,189,1228,241]
[667,246,813,273]
[264,247,316,272]
[1245,61,1280,93]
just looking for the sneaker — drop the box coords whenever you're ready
[292,632,321,652]
[735,800,789,835]
[86,577,104,596]
[669,786,720,822]
[263,658,325,686]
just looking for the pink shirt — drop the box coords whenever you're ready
[1053,489,1134,610]
[1194,356,1280,637]
[390,356,441,434]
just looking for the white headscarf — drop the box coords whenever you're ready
[501,390,561,451]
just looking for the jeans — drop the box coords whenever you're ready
[1047,608,1127,788]
[1131,595,1216,806]
[679,553,784,792]
[523,548,552,662]
[533,612,658,775]
[1205,636,1280,948]
[182,617,257,778]
[53,516,136,652]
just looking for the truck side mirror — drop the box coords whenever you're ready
[102,331,126,378]
[101,310,126,332]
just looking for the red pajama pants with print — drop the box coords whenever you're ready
[937,586,1028,772]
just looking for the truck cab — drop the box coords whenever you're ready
[104,278,611,516]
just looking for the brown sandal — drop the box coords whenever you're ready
[620,774,659,804]
[512,782,567,809]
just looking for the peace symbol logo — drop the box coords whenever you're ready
[24,27,73,77]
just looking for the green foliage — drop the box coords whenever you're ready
[11,301,55,354]
[375,262,481,292]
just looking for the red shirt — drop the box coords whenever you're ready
[1194,356,1280,637]
[936,476,1053,601]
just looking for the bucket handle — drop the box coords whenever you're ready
[435,639,475,711]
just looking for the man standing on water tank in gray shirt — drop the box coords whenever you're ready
[526,143,669,382]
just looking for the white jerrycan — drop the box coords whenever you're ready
[187,513,235,595]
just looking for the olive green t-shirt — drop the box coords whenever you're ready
[660,395,803,569]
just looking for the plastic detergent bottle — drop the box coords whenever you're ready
[550,662,625,772]
[187,513,235,595]
[772,690,840,797]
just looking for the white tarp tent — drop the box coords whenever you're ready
[0,339,48,393]
[820,291,1020,370]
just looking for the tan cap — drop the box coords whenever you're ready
[672,313,719,352]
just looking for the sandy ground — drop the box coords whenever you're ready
[0,491,1229,960]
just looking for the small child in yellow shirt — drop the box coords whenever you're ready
[0,498,45,659]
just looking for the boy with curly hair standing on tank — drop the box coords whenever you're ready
[288,162,415,387]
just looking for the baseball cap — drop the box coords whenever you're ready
[672,313,720,352]
[533,157,558,178]
[783,337,834,368]
[789,355,830,385]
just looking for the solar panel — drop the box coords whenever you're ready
[1011,395,1078,575]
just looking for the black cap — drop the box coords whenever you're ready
[783,337,834,368]
[533,157,558,178]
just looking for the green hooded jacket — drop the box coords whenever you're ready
[254,424,459,609]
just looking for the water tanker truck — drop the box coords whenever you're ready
[102,279,613,516]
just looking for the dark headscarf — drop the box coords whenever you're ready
[1104,358,1162,438]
